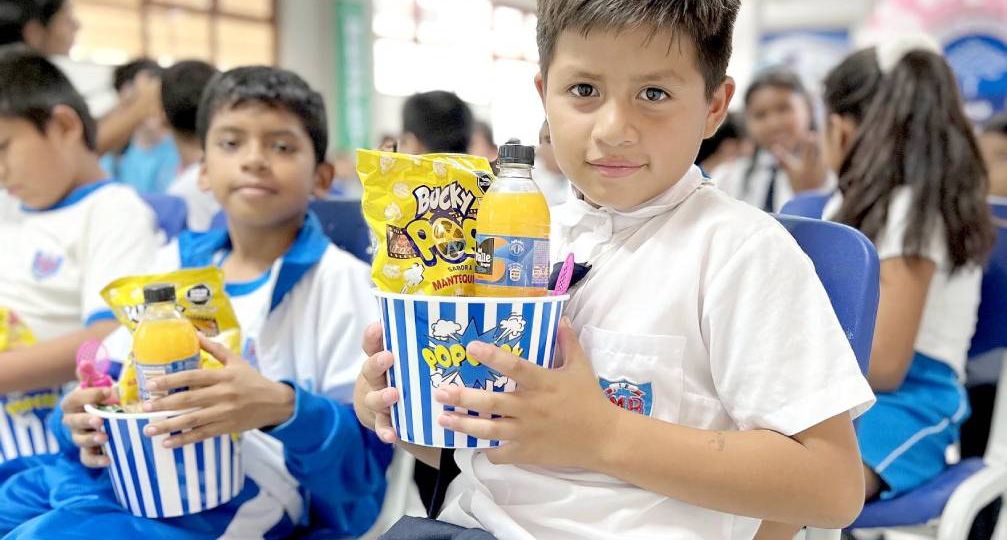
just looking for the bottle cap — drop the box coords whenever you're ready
[143,283,176,304]
[498,138,535,166]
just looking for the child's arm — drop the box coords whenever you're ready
[0,320,117,393]
[435,322,865,529]
[353,322,441,469]
[867,257,935,392]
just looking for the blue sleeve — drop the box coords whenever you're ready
[265,382,393,537]
[46,402,80,463]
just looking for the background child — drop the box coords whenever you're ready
[713,68,829,212]
[0,66,391,539]
[162,59,221,231]
[0,48,158,471]
[397,90,473,155]
[356,1,876,538]
[761,41,995,538]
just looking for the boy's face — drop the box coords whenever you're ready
[536,27,733,210]
[980,131,1007,197]
[0,111,80,209]
[199,102,332,228]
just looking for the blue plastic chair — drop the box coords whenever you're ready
[780,200,1007,539]
[775,214,879,374]
[308,198,373,264]
[207,199,372,264]
[141,193,188,241]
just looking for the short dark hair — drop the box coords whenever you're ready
[402,90,473,153]
[197,66,328,164]
[696,111,744,164]
[0,46,96,150]
[984,112,1007,137]
[161,60,218,137]
[536,0,740,97]
[37,0,66,27]
[113,58,162,93]
[0,0,38,47]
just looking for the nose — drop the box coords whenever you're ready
[592,98,639,149]
[240,141,269,174]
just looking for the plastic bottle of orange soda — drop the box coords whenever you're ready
[132,283,200,401]
[474,139,550,297]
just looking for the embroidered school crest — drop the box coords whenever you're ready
[31,251,63,280]
[599,378,653,416]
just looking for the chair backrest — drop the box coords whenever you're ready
[141,193,188,240]
[968,202,1007,358]
[779,191,832,220]
[775,214,880,375]
[309,198,373,263]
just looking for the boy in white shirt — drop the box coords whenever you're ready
[355,1,876,539]
[0,66,390,539]
[0,48,158,471]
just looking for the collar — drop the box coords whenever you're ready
[20,179,114,213]
[177,211,330,312]
[553,165,705,263]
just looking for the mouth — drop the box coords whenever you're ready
[586,159,646,178]
[232,183,278,197]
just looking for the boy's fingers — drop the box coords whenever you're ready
[71,429,106,449]
[374,412,397,443]
[63,411,104,432]
[361,352,394,389]
[148,368,224,393]
[80,447,110,469]
[364,387,399,413]
[434,386,517,417]
[144,408,217,437]
[61,387,111,413]
[362,323,385,357]
[163,422,229,449]
[144,386,217,414]
[437,413,516,442]
[466,342,542,389]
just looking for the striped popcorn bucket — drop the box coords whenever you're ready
[85,405,244,518]
[375,291,568,449]
[0,387,64,462]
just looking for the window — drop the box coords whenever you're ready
[72,0,276,68]
[373,0,543,146]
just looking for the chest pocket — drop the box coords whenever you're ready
[580,325,685,422]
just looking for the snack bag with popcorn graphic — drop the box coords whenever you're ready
[358,150,493,296]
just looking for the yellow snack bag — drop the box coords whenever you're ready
[0,308,36,352]
[101,268,239,407]
[358,150,493,296]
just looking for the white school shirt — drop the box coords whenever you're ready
[0,181,159,340]
[438,165,875,540]
[824,187,983,378]
[713,152,836,213]
[167,163,221,232]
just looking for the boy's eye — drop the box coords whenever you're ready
[568,83,598,98]
[639,87,669,102]
[272,141,295,154]
[217,138,239,150]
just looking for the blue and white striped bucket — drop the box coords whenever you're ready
[374,291,568,449]
[0,387,64,462]
[85,405,244,518]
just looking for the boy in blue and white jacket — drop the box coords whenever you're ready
[0,66,390,539]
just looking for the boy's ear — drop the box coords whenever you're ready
[314,160,335,194]
[21,21,46,51]
[535,72,546,111]
[47,105,86,147]
[702,77,736,139]
[197,161,211,192]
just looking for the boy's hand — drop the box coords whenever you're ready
[772,132,829,193]
[62,386,116,468]
[354,322,400,444]
[434,318,618,469]
[141,336,295,448]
